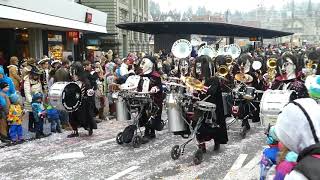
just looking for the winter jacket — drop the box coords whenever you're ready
[7,65,21,91]
[24,76,43,111]
[7,104,23,125]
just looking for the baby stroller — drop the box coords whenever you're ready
[169,94,218,165]
[115,91,163,148]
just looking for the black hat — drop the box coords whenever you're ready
[0,82,9,89]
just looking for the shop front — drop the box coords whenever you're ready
[0,0,107,63]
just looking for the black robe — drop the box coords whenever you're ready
[69,78,97,131]
[196,76,228,144]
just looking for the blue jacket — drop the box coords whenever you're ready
[0,66,16,96]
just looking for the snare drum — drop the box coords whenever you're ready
[260,90,294,126]
[49,82,82,112]
[196,101,216,112]
[243,87,256,100]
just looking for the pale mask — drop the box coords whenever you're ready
[140,58,153,75]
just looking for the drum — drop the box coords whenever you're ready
[243,87,256,100]
[260,90,294,126]
[115,95,129,121]
[196,101,216,112]
[167,93,186,132]
[49,82,81,112]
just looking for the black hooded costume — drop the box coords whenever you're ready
[68,62,97,137]
[193,55,228,145]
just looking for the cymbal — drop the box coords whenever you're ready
[235,73,253,83]
[185,77,204,91]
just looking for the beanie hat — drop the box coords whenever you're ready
[32,92,43,102]
[0,82,9,89]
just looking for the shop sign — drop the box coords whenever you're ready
[85,12,93,23]
[67,31,79,39]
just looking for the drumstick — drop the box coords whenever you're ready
[201,95,211,102]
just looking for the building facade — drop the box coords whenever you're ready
[0,0,107,63]
[82,0,150,58]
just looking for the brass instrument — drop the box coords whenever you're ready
[303,59,318,78]
[217,65,229,77]
[263,58,277,85]
[185,77,204,91]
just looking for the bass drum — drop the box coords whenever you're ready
[260,90,294,126]
[49,82,82,112]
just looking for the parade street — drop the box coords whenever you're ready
[0,118,265,180]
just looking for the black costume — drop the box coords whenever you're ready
[68,62,97,137]
[194,55,228,150]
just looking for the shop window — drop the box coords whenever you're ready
[48,32,64,60]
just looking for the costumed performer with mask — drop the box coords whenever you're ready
[138,56,164,144]
[193,55,228,152]
[68,62,97,137]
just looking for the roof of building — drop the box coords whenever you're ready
[116,21,294,39]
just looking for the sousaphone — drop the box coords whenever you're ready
[198,45,217,59]
[171,39,192,59]
[226,44,241,59]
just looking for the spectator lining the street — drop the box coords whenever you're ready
[7,93,23,144]
[0,82,11,140]
[46,105,61,133]
[31,92,49,139]
[275,98,320,179]
[24,67,43,133]
[8,56,21,92]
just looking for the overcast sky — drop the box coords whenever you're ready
[152,0,320,13]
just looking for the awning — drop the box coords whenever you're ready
[116,21,293,39]
[0,5,107,33]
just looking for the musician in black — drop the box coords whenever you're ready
[193,55,228,152]
[138,56,164,144]
[67,62,97,137]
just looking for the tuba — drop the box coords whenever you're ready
[171,39,192,59]
[198,45,217,59]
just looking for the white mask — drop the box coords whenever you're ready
[140,58,153,74]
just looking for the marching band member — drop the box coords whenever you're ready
[138,56,164,144]
[193,55,228,152]
[68,62,97,137]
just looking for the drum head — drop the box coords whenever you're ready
[62,83,82,111]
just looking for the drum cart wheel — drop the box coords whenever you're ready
[116,132,124,145]
[193,149,203,165]
[132,135,142,148]
[171,145,181,160]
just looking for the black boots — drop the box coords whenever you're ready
[142,128,156,144]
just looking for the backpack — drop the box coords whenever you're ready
[290,101,320,180]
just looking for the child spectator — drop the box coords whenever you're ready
[260,125,280,180]
[274,142,298,180]
[46,105,61,133]
[31,93,48,138]
[7,93,23,144]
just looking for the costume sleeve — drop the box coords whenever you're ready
[205,77,219,96]
[6,78,16,96]
[24,79,32,103]
[9,67,21,82]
